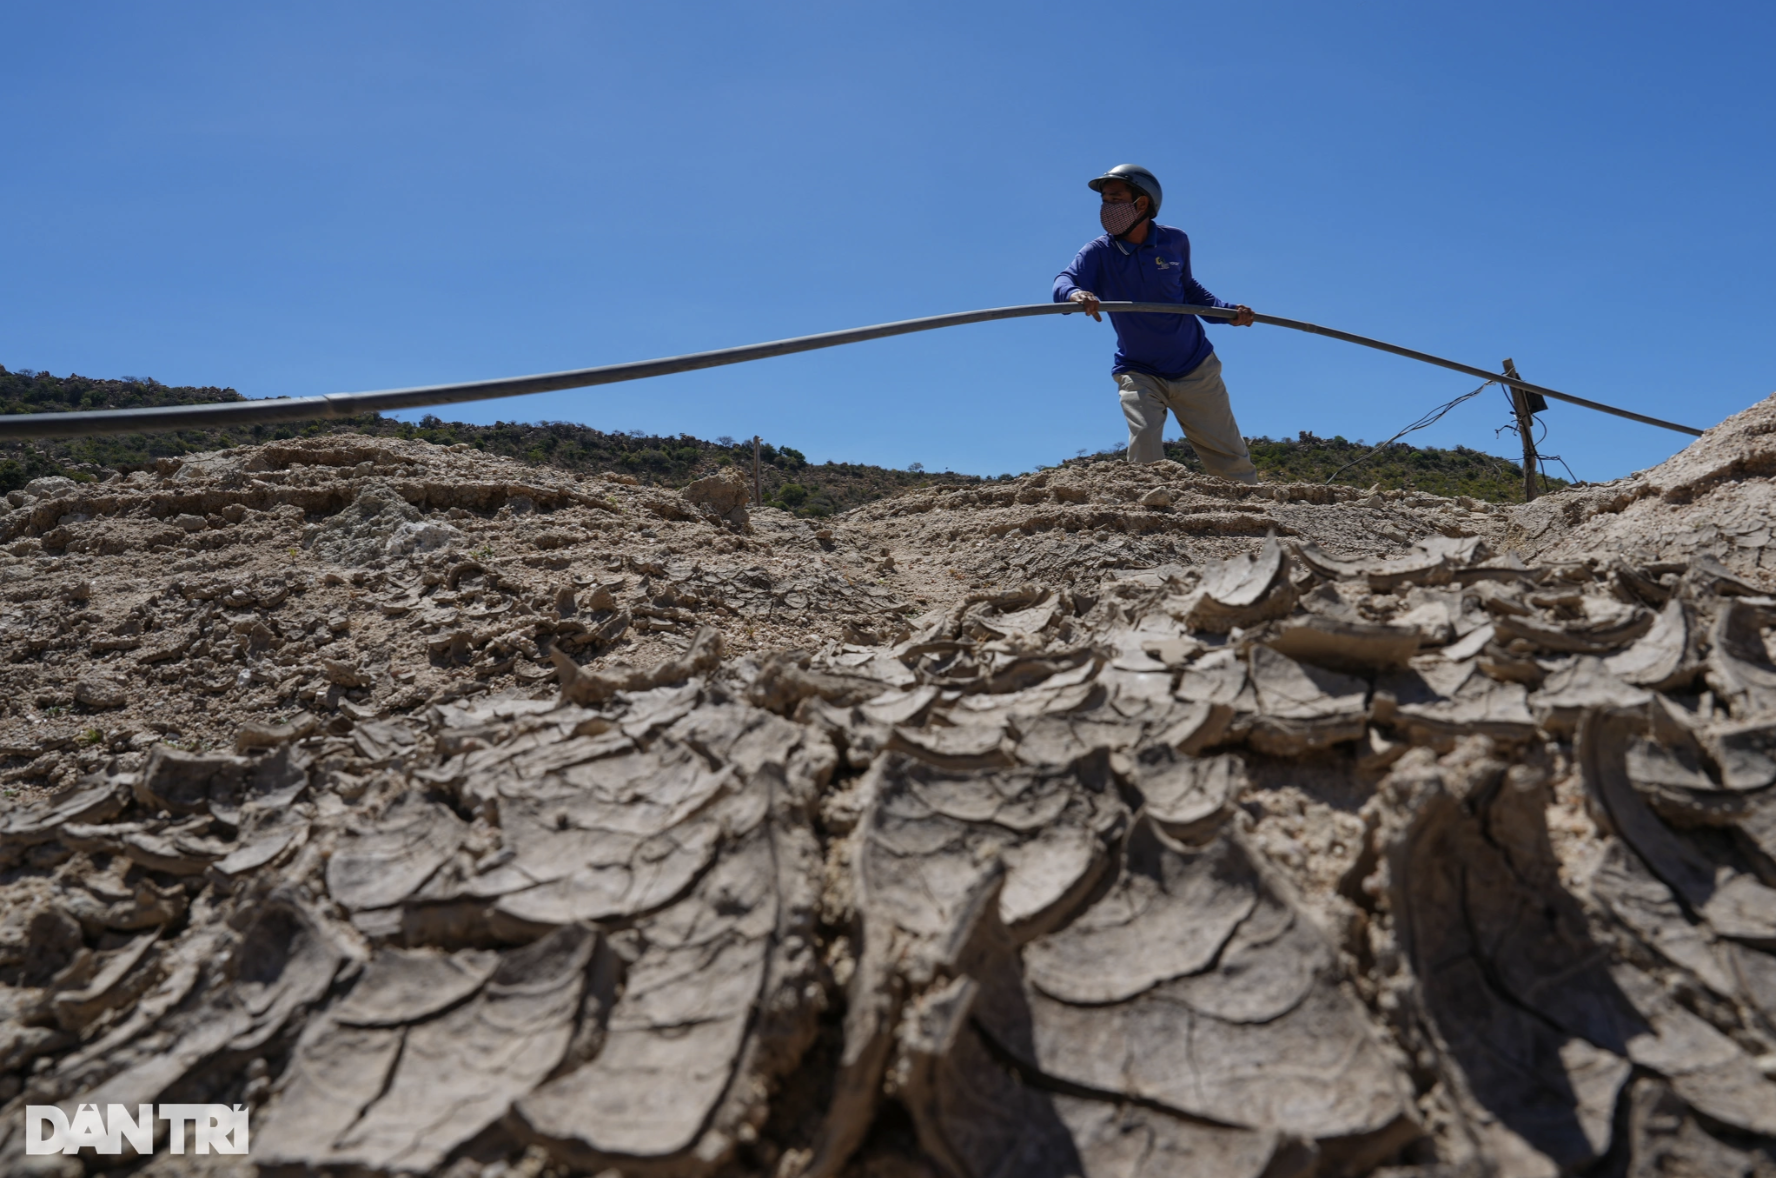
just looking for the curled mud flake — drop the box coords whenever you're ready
[258,926,602,1172]
[1127,746,1245,839]
[1529,657,1652,735]
[1381,658,1536,748]
[1587,840,1739,997]
[325,792,468,912]
[1704,717,1776,791]
[997,829,1414,1160]
[470,741,752,928]
[551,624,723,704]
[0,778,125,845]
[1384,752,1637,1171]
[134,745,251,814]
[1605,597,1695,689]
[1244,644,1368,756]
[1023,819,1258,1004]
[1614,963,1776,1137]
[1263,612,1422,672]
[1583,710,1776,940]
[511,820,815,1176]
[1181,536,1299,632]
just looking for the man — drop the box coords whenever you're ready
[1054,164,1259,483]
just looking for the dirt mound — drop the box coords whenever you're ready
[6,424,1776,1174]
[855,458,1514,599]
[1513,392,1776,587]
[0,437,922,792]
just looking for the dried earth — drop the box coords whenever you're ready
[3,394,1776,1176]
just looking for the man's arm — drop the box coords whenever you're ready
[1054,244,1103,321]
[1181,251,1254,327]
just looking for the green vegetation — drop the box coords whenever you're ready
[1246,431,1566,500]
[1062,431,1567,502]
[0,365,985,515]
[2,365,1563,509]
[0,367,250,493]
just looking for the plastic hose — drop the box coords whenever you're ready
[0,303,1705,440]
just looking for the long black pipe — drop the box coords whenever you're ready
[0,303,1705,439]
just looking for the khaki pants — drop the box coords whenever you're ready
[1116,353,1258,483]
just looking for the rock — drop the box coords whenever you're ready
[384,519,464,556]
[73,675,127,709]
[682,464,751,517]
[551,625,723,704]
[322,658,373,688]
[235,711,319,751]
[310,480,423,565]
[135,745,251,814]
[24,475,78,499]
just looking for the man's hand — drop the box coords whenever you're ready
[1230,304,1256,327]
[1068,290,1102,322]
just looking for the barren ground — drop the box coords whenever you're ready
[4,395,1776,1176]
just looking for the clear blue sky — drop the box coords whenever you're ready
[3,3,1771,481]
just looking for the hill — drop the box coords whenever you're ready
[2,365,1566,508]
[1060,430,1568,501]
[0,366,982,515]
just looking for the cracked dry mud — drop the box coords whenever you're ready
[7,396,1776,1176]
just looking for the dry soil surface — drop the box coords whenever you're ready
[3,397,1776,1177]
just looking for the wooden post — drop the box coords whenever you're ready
[752,436,763,506]
[1504,358,1538,503]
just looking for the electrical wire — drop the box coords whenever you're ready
[1321,380,1495,485]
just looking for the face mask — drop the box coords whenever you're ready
[1100,200,1144,236]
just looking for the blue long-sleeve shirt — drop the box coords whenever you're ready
[1053,225,1236,379]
